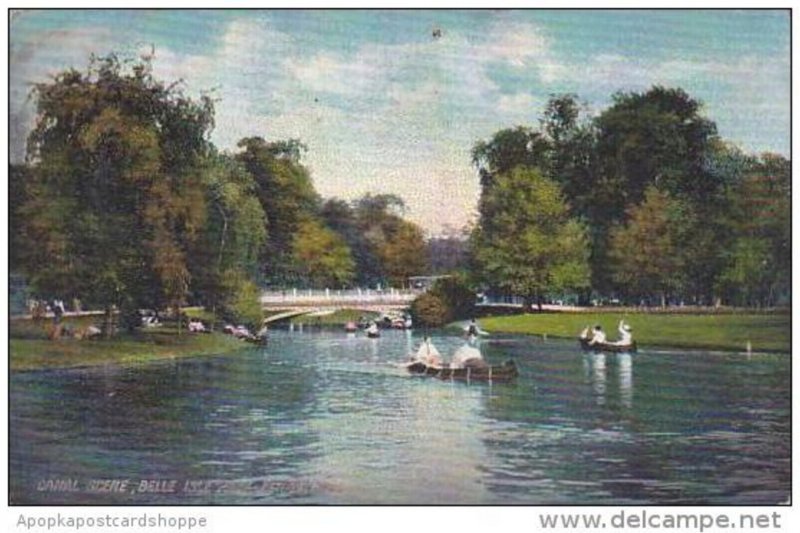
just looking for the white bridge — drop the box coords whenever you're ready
[260,288,419,323]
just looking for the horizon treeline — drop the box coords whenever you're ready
[9,54,790,330]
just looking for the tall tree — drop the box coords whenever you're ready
[21,55,213,332]
[320,198,382,286]
[354,194,427,287]
[471,167,590,309]
[235,136,319,285]
[292,218,355,288]
[719,153,791,306]
[190,152,267,311]
[591,86,719,291]
[608,187,690,306]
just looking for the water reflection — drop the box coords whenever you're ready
[618,353,633,409]
[591,353,607,405]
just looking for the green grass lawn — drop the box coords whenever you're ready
[10,317,249,372]
[478,312,790,353]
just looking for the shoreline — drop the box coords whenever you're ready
[10,331,252,373]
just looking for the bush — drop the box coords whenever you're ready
[220,269,263,327]
[410,292,449,328]
[428,275,476,322]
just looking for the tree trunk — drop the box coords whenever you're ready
[660,292,666,309]
[103,306,114,339]
[175,303,182,336]
[522,295,533,313]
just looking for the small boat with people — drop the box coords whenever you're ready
[579,338,637,353]
[579,320,637,353]
[403,335,518,383]
[406,360,519,382]
[365,321,380,338]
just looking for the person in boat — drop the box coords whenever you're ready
[588,325,606,345]
[365,321,380,337]
[413,336,443,367]
[465,318,480,338]
[450,340,488,369]
[615,320,633,346]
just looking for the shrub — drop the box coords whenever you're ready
[410,292,449,327]
[220,269,263,327]
[429,275,476,322]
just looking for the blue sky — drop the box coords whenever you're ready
[9,9,790,233]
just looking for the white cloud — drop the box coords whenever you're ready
[9,13,790,232]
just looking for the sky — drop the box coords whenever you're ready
[9,9,790,234]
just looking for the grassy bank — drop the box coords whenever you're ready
[10,317,249,372]
[478,312,790,353]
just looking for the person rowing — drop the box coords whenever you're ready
[615,319,633,346]
[588,325,606,345]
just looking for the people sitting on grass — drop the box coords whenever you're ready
[188,319,206,333]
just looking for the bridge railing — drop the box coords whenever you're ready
[261,288,422,306]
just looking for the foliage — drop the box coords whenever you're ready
[218,269,263,327]
[428,275,476,323]
[190,153,267,308]
[426,227,470,274]
[608,187,689,305]
[235,136,319,285]
[292,218,355,288]
[409,292,449,328]
[20,55,213,323]
[471,166,591,307]
[320,198,383,286]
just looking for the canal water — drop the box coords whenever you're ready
[10,329,790,505]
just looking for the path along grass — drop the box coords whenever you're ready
[478,312,790,353]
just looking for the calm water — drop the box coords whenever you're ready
[10,329,790,505]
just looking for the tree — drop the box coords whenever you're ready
[378,219,427,287]
[320,198,382,286]
[718,153,790,306]
[471,166,590,309]
[608,187,689,306]
[595,86,719,209]
[21,55,213,334]
[591,87,719,292]
[353,194,427,287]
[409,292,449,328]
[426,226,469,274]
[292,218,355,288]
[236,136,319,285]
[427,274,476,322]
[189,152,267,314]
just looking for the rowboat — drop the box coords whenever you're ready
[405,360,519,382]
[579,338,637,353]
